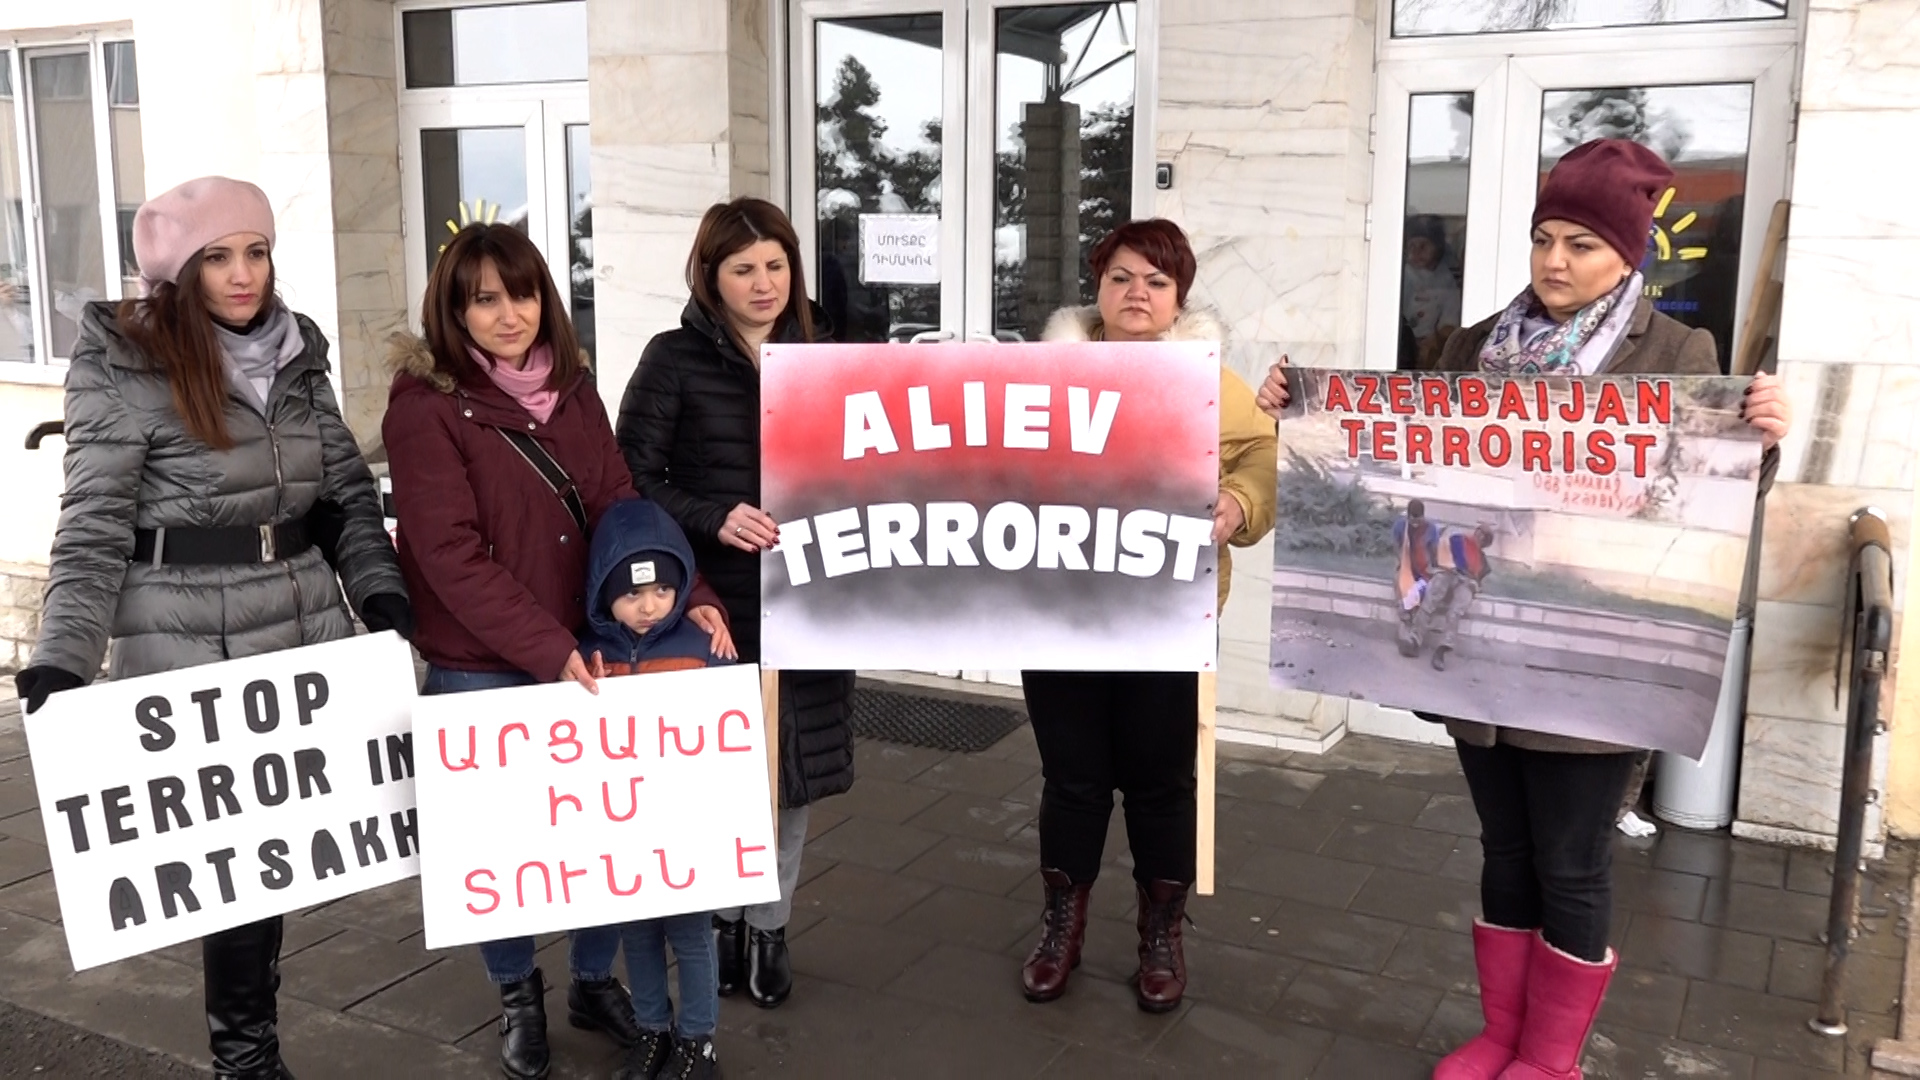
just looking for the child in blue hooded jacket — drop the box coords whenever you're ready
[581,498,728,1080]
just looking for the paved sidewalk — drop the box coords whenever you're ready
[0,685,1910,1078]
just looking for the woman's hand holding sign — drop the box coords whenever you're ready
[1741,371,1791,451]
[687,606,737,661]
[1255,355,1291,418]
[1212,492,1247,547]
[721,503,779,553]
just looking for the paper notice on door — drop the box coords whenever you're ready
[859,213,940,285]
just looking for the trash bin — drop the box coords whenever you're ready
[1653,615,1750,830]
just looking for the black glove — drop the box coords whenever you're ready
[359,593,415,641]
[308,498,346,571]
[15,665,85,715]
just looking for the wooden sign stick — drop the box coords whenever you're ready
[1197,671,1217,896]
[762,668,781,833]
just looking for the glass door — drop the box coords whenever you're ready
[399,92,594,356]
[1367,44,1794,373]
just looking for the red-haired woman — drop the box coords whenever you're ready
[616,197,856,1015]
[382,223,732,1080]
[16,176,408,1078]
[1258,140,1792,1079]
[1021,218,1277,1013]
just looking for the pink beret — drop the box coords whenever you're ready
[132,176,277,289]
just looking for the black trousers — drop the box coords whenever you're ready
[1456,740,1639,962]
[1022,670,1198,886]
[203,916,284,1073]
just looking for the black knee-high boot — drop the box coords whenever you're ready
[204,917,292,1079]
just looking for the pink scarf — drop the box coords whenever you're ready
[471,343,559,425]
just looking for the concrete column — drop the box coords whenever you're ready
[1020,99,1082,335]
[1153,0,1377,748]
[585,0,773,413]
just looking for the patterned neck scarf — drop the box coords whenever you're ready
[1478,271,1642,376]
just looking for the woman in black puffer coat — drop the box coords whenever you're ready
[614,197,854,1013]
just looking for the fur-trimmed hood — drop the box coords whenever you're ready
[1040,304,1227,345]
[385,332,592,396]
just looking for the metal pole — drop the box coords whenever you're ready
[1811,508,1893,1037]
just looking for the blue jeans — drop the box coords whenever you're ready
[621,913,718,1038]
[423,664,623,986]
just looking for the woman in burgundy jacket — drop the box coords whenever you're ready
[382,223,731,1080]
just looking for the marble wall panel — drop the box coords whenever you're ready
[1759,481,1913,612]
[1738,712,1848,836]
[589,54,734,145]
[1774,237,1920,366]
[1789,111,1920,241]
[1749,598,1848,727]
[317,0,394,79]
[1800,0,1920,112]
[596,0,728,55]
[253,0,324,75]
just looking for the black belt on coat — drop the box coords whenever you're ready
[131,518,312,566]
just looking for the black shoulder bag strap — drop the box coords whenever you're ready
[494,427,590,534]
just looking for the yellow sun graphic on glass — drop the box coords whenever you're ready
[436,199,504,255]
[1649,187,1710,263]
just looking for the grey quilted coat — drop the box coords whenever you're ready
[30,301,404,682]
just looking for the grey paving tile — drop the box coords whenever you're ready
[970,722,1039,764]
[1623,914,1774,990]
[1253,901,1405,974]
[0,806,45,846]
[0,867,60,923]
[1613,865,1711,923]
[903,789,1037,845]
[1310,1033,1437,1079]
[1272,961,1444,1046]
[1213,797,1343,854]
[803,806,847,841]
[1347,867,1481,935]
[1320,818,1460,874]
[1701,879,1830,945]
[1595,966,1689,1038]
[898,835,1035,896]
[1283,739,1420,778]
[800,815,943,873]
[0,914,212,1067]
[0,836,50,888]
[1184,885,1283,949]
[1766,938,1903,1015]
[279,927,437,1011]
[1299,774,1434,825]
[1182,936,1301,1014]
[1226,847,1373,908]
[302,877,425,942]
[1212,759,1323,807]
[346,953,501,1043]
[787,914,938,991]
[1039,1044,1194,1078]
[886,942,1184,1054]
[1583,1025,1757,1080]
[1411,792,1480,836]
[1784,849,1834,897]
[0,759,36,818]
[1150,1001,1334,1074]
[1415,990,1483,1057]
[1679,980,1845,1071]
[850,738,947,783]
[819,775,945,825]
[1380,925,1478,995]
[915,754,1039,800]
[1437,841,1484,884]
[890,885,1039,954]
[793,861,939,925]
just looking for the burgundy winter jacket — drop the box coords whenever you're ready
[382,336,721,681]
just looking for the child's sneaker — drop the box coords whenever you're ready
[611,1029,674,1080]
[661,1035,719,1079]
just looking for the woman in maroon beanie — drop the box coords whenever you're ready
[1256,139,1792,1079]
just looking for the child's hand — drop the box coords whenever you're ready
[688,605,738,660]
[560,650,600,694]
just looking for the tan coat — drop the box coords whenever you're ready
[1042,305,1278,611]
[1420,302,1773,754]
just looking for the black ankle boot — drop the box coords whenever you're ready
[496,968,551,1080]
[713,916,747,998]
[205,917,293,1079]
[747,926,792,1008]
[567,975,642,1047]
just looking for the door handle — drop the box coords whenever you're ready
[965,331,1002,345]
[908,329,956,344]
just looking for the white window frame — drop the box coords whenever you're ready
[0,27,138,383]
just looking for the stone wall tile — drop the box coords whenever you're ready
[1775,237,1920,366]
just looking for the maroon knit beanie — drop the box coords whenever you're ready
[1533,139,1675,267]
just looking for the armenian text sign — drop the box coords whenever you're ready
[414,665,779,947]
[760,341,1221,671]
[1268,370,1762,758]
[25,633,420,970]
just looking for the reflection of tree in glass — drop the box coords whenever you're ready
[816,56,942,334]
[991,103,1133,336]
[1395,0,1783,34]
[1546,88,1692,163]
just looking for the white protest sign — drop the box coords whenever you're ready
[413,664,780,948]
[859,213,940,285]
[25,632,420,971]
